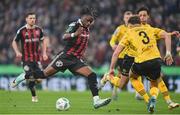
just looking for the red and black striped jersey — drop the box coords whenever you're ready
[14,25,44,62]
[63,19,90,59]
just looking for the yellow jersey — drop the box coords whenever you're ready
[120,25,163,63]
[110,24,128,58]
[142,24,165,40]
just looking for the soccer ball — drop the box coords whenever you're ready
[56,97,70,111]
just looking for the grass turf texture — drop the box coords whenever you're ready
[0,90,179,114]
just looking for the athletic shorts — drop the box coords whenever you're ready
[121,55,134,76]
[49,51,87,73]
[22,61,43,79]
[131,58,162,80]
[116,58,123,71]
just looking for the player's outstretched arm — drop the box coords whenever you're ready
[168,31,180,38]
[160,32,173,65]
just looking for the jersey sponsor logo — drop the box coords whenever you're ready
[25,38,39,42]
[80,34,89,38]
[56,60,63,67]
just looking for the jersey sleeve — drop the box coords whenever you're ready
[14,29,21,42]
[153,27,165,40]
[109,27,120,47]
[65,22,77,33]
[119,33,129,47]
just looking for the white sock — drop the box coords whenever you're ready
[166,99,172,104]
[93,96,99,103]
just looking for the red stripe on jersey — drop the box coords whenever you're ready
[27,29,33,61]
[67,35,81,55]
[22,30,28,61]
[76,30,89,58]
[73,35,82,57]
[33,29,38,61]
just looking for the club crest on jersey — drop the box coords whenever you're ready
[56,60,63,67]
[36,30,40,36]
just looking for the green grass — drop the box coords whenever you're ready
[0,90,179,114]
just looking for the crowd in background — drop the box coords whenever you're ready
[0,0,180,67]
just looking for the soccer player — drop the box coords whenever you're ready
[100,11,143,100]
[12,12,48,102]
[137,6,179,109]
[109,15,173,113]
[11,7,111,109]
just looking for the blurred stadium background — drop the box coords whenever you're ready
[0,0,180,103]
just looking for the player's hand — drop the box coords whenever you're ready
[16,52,22,59]
[164,52,173,65]
[171,31,180,38]
[74,26,83,37]
[109,69,115,76]
[42,53,48,61]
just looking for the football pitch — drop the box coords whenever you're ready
[0,90,179,114]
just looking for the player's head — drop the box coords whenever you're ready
[137,6,150,24]
[25,12,36,26]
[128,15,141,26]
[123,11,133,25]
[80,6,97,28]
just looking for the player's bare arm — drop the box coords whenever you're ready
[12,39,22,59]
[160,31,173,65]
[168,31,180,37]
[109,44,125,74]
[42,37,48,61]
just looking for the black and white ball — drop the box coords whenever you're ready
[56,97,70,111]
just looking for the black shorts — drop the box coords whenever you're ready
[22,61,43,79]
[131,58,162,80]
[116,58,123,71]
[121,55,134,76]
[49,52,87,73]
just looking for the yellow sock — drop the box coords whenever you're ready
[136,76,142,94]
[150,87,159,98]
[130,77,149,103]
[158,79,171,103]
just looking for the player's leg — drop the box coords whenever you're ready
[11,53,63,87]
[111,70,121,100]
[135,76,143,100]
[158,75,179,109]
[74,66,111,109]
[11,62,34,88]
[129,69,149,104]
[146,58,162,113]
[28,80,38,102]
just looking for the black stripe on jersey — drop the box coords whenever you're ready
[75,30,87,57]
[30,29,35,61]
[26,30,31,61]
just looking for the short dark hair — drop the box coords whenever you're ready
[124,11,132,15]
[25,12,36,18]
[81,6,98,19]
[137,6,150,15]
[128,15,141,24]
